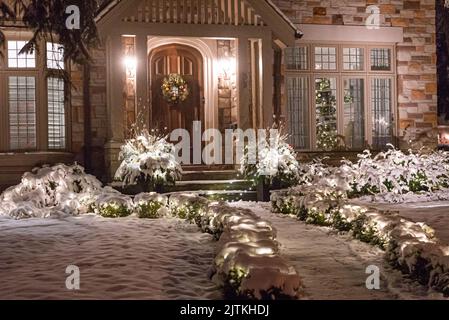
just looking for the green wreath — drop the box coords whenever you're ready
[161,74,189,105]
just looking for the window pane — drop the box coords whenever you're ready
[7,41,36,68]
[315,77,338,150]
[343,47,364,71]
[48,78,66,149]
[285,47,308,70]
[371,48,391,71]
[344,78,365,149]
[9,76,37,150]
[315,47,337,70]
[372,78,393,148]
[287,77,310,149]
[47,42,65,70]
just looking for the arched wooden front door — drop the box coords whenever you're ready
[149,44,204,136]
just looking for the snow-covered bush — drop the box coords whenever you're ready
[115,129,182,190]
[240,129,300,188]
[283,147,449,204]
[270,188,449,296]
[297,158,332,186]
[202,203,302,299]
[169,194,209,221]
[93,193,134,218]
[134,193,169,219]
[0,164,103,219]
[345,147,449,198]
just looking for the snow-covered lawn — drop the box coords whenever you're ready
[0,215,221,300]
[231,202,446,300]
[352,200,449,245]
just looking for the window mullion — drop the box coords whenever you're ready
[0,73,6,151]
[37,40,48,151]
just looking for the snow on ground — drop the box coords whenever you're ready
[0,215,221,300]
[230,201,445,300]
[352,200,449,245]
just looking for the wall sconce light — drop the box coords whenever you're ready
[439,126,449,146]
[124,56,137,77]
[218,55,236,79]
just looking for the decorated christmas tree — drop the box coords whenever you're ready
[315,79,338,151]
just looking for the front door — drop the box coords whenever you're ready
[149,44,204,137]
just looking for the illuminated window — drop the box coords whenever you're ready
[7,41,36,68]
[47,78,66,149]
[9,76,37,150]
[285,44,396,150]
[314,47,337,70]
[47,43,65,70]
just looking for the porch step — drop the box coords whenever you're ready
[181,170,241,181]
[181,164,236,171]
[166,179,254,193]
[166,190,257,202]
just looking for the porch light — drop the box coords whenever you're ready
[439,125,449,146]
[218,56,236,78]
[124,56,137,74]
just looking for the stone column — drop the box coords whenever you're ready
[262,36,274,129]
[136,34,150,127]
[105,34,125,181]
[238,37,251,130]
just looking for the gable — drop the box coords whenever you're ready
[97,0,301,45]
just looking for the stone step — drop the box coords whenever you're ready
[181,170,241,181]
[182,165,236,171]
[166,179,254,193]
[166,190,257,202]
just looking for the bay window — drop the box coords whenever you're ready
[285,43,396,151]
[0,38,67,152]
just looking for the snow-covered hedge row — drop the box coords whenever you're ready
[0,164,173,220]
[294,147,449,204]
[168,193,302,299]
[271,188,449,296]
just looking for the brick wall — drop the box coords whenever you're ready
[272,0,438,145]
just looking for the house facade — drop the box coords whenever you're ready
[0,0,439,188]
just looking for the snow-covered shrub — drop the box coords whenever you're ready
[283,146,449,204]
[92,193,134,218]
[169,194,209,222]
[205,203,302,300]
[115,129,182,190]
[134,193,169,219]
[345,147,449,198]
[297,158,333,186]
[0,164,103,219]
[240,129,300,188]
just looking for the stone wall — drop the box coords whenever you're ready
[217,40,238,132]
[70,47,108,182]
[272,0,438,144]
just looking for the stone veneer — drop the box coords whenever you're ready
[272,0,438,145]
[70,47,109,182]
[217,40,238,132]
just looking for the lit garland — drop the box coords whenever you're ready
[161,73,189,105]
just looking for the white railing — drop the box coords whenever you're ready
[122,0,265,26]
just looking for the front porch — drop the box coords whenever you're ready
[96,0,300,180]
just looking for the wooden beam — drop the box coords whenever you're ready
[244,0,297,46]
[107,21,271,38]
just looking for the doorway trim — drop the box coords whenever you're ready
[147,37,217,131]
